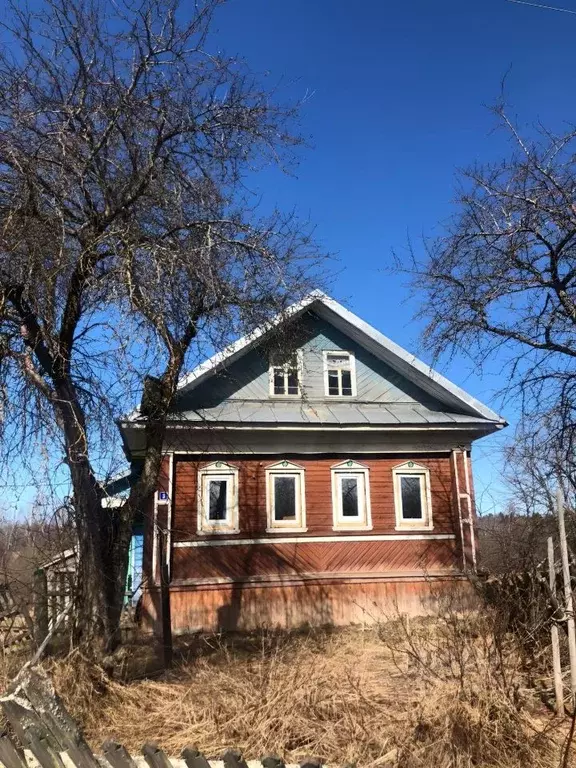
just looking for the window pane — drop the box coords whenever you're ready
[400,476,423,519]
[274,476,296,520]
[327,353,350,369]
[341,477,359,517]
[328,370,340,395]
[341,370,352,396]
[287,371,299,395]
[273,370,285,395]
[208,480,227,520]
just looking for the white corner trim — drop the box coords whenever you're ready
[173,533,456,548]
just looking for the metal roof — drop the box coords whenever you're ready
[168,400,499,429]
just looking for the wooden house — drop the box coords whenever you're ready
[119,293,506,634]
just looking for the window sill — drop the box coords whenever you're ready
[269,394,302,399]
[324,394,356,399]
[265,527,308,534]
[332,525,373,532]
[197,528,240,536]
[394,525,433,532]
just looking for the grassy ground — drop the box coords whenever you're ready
[36,615,569,768]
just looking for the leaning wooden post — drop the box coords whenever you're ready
[32,569,49,650]
[557,485,576,704]
[548,536,564,715]
[159,531,173,669]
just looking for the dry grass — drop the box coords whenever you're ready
[38,617,566,768]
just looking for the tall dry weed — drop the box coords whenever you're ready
[35,618,566,768]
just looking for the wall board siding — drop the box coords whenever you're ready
[171,454,456,543]
[176,312,448,409]
[171,538,458,582]
[141,576,476,633]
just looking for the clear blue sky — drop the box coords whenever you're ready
[204,0,576,512]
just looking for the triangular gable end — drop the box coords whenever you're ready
[125,291,505,425]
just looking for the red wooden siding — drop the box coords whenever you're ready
[171,455,456,542]
[140,453,471,633]
[143,576,477,633]
[172,538,457,582]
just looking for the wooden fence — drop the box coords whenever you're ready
[0,669,334,768]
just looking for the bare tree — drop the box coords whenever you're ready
[411,107,576,494]
[0,0,325,652]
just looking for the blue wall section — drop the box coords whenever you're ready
[176,311,452,412]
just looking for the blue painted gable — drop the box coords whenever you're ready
[175,311,453,413]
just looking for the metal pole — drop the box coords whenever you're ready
[557,485,576,703]
[548,536,564,715]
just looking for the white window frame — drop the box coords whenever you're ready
[269,349,303,398]
[323,350,357,397]
[197,461,239,535]
[393,462,433,531]
[331,460,372,531]
[265,460,307,532]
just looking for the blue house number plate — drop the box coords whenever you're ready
[158,491,169,501]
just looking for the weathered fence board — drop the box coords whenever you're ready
[0,734,27,768]
[0,669,331,768]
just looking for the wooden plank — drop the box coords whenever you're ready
[24,726,67,768]
[142,743,173,768]
[180,747,211,768]
[33,571,49,650]
[299,760,322,768]
[102,741,139,768]
[1,696,59,752]
[548,537,564,716]
[16,671,100,768]
[261,757,285,768]
[222,749,248,768]
[0,734,27,768]
[557,486,576,703]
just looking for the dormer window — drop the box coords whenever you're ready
[324,351,356,397]
[269,351,301,397]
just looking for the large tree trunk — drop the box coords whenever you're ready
[52,383,134,653]
[58,373,174,654]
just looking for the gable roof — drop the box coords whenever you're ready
[168,291,504,425]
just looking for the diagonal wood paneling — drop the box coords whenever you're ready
[172,539,458,581]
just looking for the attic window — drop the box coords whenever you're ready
[269,351,301,397]
[324,351,356,397]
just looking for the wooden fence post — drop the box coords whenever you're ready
[548,536,564,715]
[159,531,173,669]
[33,569,49,650]
[557,485,576,704]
